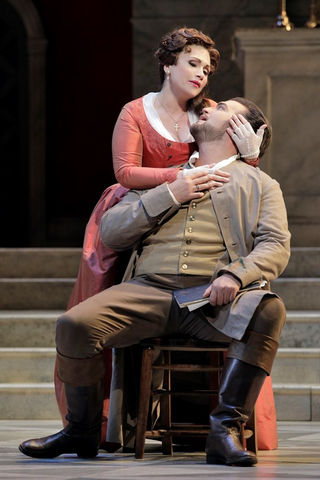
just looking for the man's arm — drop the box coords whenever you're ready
[100,171,217,251]
[205,172,291,306]
[221,174,290,283]
[100,184,177,251]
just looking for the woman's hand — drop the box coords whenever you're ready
[227,114,266,160]
[169,171,220,204]
[181,163,230,185]
[210,168,230,186]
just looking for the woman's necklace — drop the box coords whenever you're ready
[157,96,187,132]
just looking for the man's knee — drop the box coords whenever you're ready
[249,296,286,341]
[56,311,89,357]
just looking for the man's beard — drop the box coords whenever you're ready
[190,120,230,145]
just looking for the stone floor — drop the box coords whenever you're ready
[0,420,319,479]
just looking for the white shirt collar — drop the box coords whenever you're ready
[187,153,240,173]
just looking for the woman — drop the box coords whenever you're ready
[55,27,274,452]
[112,28,221,189]
[112,27,260,190]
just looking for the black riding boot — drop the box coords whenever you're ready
[205,358,267,466]
[19,380,104,459]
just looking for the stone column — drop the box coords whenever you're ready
[234,29,320,247]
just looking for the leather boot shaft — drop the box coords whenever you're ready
[65,381,104,437]
[206,358,267,466]
[213,357,268,423]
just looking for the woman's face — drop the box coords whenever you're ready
[167,45,211,100]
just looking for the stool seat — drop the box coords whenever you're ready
[135,337,257,459]
[140,337,230,350]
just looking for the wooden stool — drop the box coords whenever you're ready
[135,337,257,459]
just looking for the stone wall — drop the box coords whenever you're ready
[235,29,320,247]
[132,0,310,101]
[132,0,319,246]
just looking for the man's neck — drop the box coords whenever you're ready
[195,141,237,167]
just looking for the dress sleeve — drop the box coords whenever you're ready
[112,106,179,189]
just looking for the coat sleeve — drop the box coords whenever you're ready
[217,173,291,286]
[100,183,179,251]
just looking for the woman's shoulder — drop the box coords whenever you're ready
[121,96,144,114]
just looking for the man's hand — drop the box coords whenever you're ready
[203,274,241,306]
[171,170,229,204]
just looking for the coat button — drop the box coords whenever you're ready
[181,264,188,270]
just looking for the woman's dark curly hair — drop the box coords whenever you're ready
[154,27,220,115]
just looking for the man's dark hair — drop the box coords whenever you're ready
[231,97,272,158]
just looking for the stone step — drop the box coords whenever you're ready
[0,311,60,347]
[280,311,320,348]
[0,279,75,310]
[2,276,315,311]
[1,308,319,347]
[271,278,320,310]
[0,309,319,347]
[0,246,318,422]
[0,382,317,422]
[272,348,320,385]
[0,247,318,279]
[0,384,60,420]
[0,347,317,421]
[2,345,316,386]
[0,248,81,278]
[0,348,56,383]
[273,384,320,421]
[282,247,320,278]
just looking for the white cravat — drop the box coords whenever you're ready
[183,153,240,176]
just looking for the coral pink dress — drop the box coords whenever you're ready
[54,95,278,451]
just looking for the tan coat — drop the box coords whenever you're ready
[101,159,291,339]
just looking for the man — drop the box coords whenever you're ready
[19,98,290,466]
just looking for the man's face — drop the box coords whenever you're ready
[191,100,248,144]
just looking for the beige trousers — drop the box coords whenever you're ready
[56,274,285,385]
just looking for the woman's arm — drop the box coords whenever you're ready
[112,99,235,190]
[112,107,179,189]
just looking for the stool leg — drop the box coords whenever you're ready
[135,347,154,459]
[208,351,223,412]
[161,350,173,455]
[245,407,258,455]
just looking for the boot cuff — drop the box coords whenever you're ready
[57,351,105,386]
[226,332,278,375]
